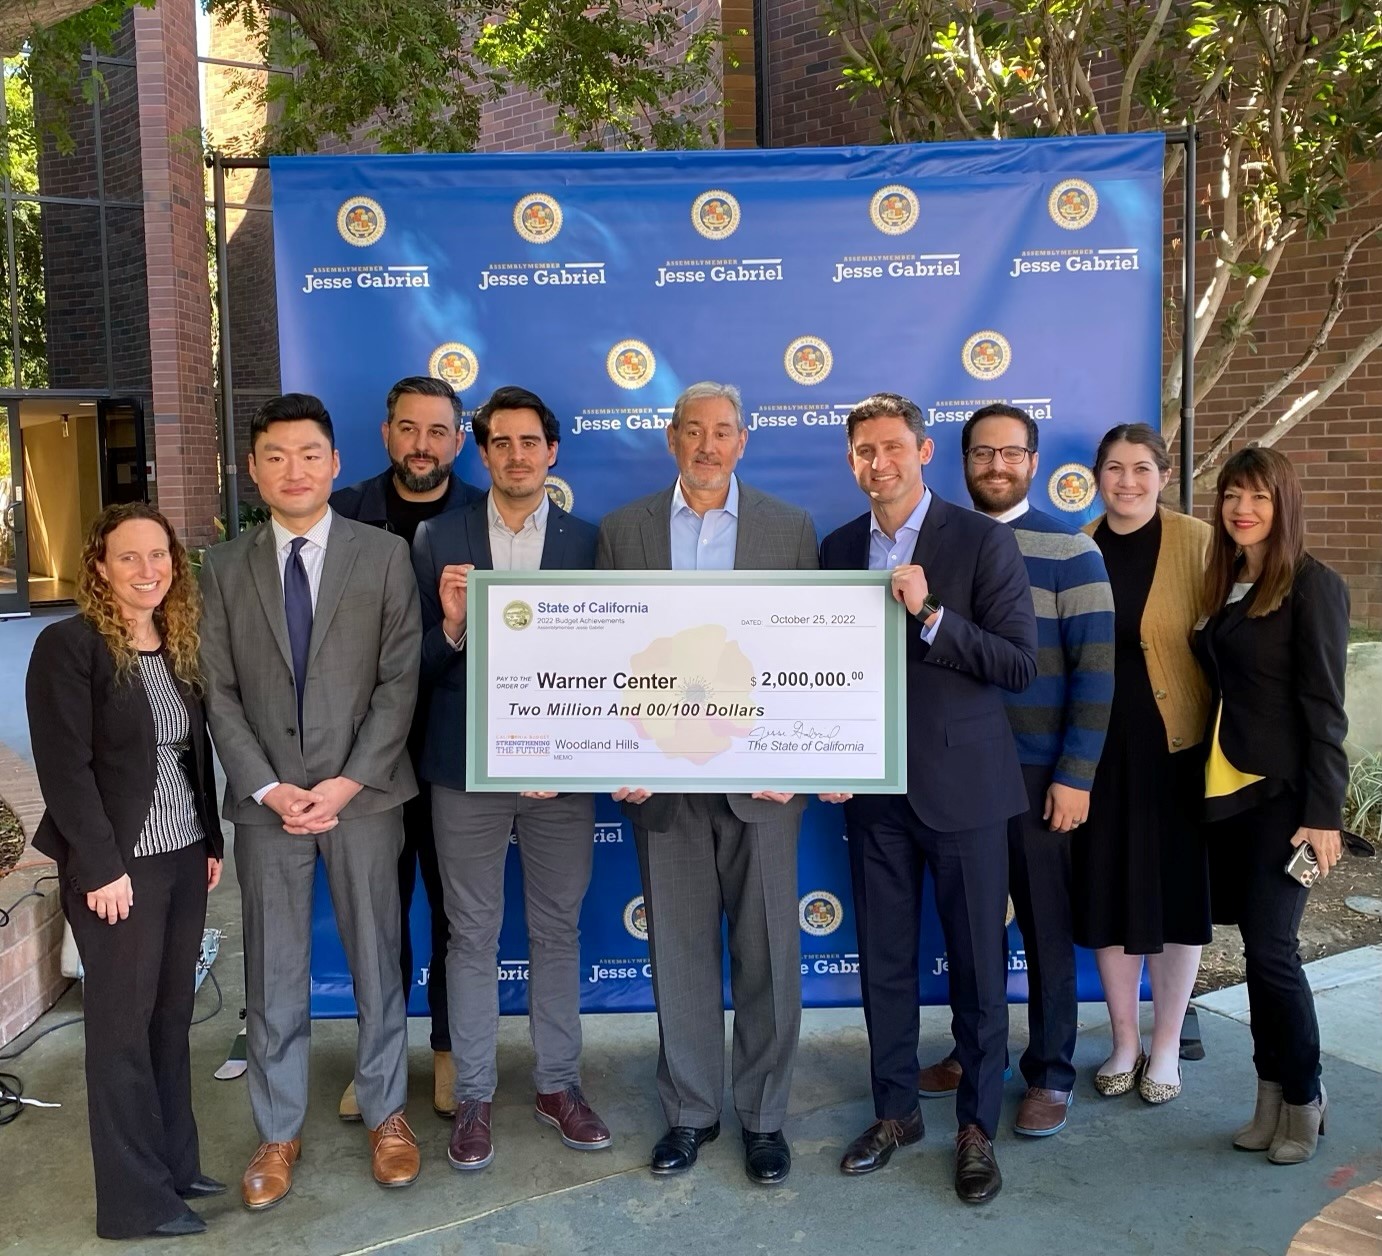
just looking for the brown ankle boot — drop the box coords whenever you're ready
[1232,1079,1283,1151]
[1267,1084,1326,1165]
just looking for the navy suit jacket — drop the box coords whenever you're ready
[819,491,1037,832]
[412,496,599,789]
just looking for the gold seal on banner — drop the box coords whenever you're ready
[607,339,656,389]
[1048,463,1097,513]
[502,600,534,630]
[691,189,740,240]
[869,185,919,236]
[784,335,833,386]
[429,342,479,392]
[623,896,649,940]
[513,193,563,244]
[544,475,573,511]
[337,196,386,247]
[799,891,844,937]
[1048,179,1099,230]
[961,330,1011,381]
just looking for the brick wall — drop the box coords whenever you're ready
[136,0,219,546]
[0,746,69,1049]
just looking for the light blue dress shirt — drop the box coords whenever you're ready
[867,487,942,642]
[670,474,740,571]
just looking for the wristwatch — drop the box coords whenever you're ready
[919,593,942,621]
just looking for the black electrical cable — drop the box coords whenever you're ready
[0,874,59,929]
[0,1071,23,1125]
[0,942,224,1125]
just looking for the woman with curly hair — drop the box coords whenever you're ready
[26,503,225,1240]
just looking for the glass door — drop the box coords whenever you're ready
[0,402,29,618]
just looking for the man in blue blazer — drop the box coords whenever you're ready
[819,393,1036,1204]
[411,386,611,1175]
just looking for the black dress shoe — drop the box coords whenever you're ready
[742,1129,791,1185]
[840,1110,924,1175]
[650,1122,720,1175]
[176,1175,228,1199]
[954,1124,1002,1204]
[151,1208,207,1237]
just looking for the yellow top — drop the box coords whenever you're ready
[1084,506,1212,754]
[1204,700,1264,798]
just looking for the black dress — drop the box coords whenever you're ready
[1072,512,1211,953]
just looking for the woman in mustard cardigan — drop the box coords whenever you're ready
[1073,423,1211,1105]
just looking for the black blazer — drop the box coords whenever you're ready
[26,615,223,893]
[329,469,484,530]
[1193,554,1350,830]
[411,496,599,790]
[820,491,1037,832]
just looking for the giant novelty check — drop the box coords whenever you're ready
[465,571,907,793]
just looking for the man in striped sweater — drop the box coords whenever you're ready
[916,403,1114,1137]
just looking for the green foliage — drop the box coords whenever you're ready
[824,0,1382,448]
[13,0,152,168]
[0,60,47,389]
[205,0,723,154]
[1345,751,1382,841]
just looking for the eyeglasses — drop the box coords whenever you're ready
[966,445,1033,466]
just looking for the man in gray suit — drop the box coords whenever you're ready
[595,381,818,1186]
[199,394,422,1210]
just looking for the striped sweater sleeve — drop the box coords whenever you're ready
[1052,537,1115,790]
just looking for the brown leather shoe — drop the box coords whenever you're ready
[1014,1087,1073,1137]
[918,1055,963,1098]
[535,1085,613,1150]
[839,1110,924,1175]
[448,1099,494,1171]
[433,1051,457,1118]
[369,1112,420,1188]
[241,1139,301,1211]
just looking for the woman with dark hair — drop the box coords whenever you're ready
[1194,446,1348,1164]
[1074,423,1211,1105]
[26,503,225,1239]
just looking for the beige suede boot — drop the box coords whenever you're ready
[1232,1079,1283,1151]
[1267,1084,1327,1165]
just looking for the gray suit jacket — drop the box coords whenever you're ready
[595,476,819,832]
[199,512,421,826]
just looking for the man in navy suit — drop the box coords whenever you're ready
[411,386,611,1175]
[819,393,1036,1204]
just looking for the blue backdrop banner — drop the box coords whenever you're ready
[268,135,1165,1017]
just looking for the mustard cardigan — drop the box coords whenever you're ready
[1083,506,1211,753]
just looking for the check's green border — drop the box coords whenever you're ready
[465,570,907,793]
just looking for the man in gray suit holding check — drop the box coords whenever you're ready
[596,381,818,1186]
[199,394,422,1210]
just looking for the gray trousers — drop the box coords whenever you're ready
[236,810,408,1141]
[634,794,802,1132]
[432,786,595,1101]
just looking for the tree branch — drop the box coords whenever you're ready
[1193,218,1382,477]
[0,0,107,56]
[1118,0,1172,133]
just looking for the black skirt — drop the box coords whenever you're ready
[1071,514,1211,952]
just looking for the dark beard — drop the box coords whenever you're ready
[391,456,451,494]
[966,470,1030,514]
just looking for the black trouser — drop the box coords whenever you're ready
[62,841,208,1239]
[1008,764,1077,1092]
[397,783,451,1051]
[1207,791,1321,1106]
[846,795,1009,1138]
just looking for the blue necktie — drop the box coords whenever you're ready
[284,536,312,731]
